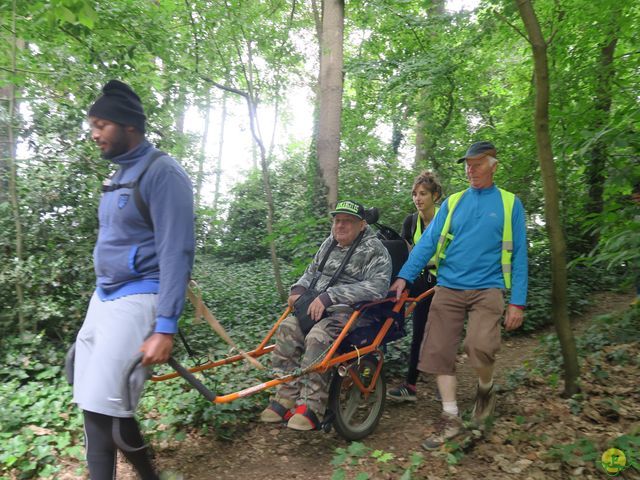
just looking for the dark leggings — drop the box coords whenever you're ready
[406,275,436,386]
[83,410,159,480]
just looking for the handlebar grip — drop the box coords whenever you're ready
[121,353,144,412]
[167,357,217,403]
[122,354,217,411]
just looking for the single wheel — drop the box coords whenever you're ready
[328,354,386,440]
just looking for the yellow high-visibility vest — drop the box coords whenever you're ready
[433,189,515,288]
[413,207,439,276]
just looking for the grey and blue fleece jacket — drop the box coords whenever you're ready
[94,140,195,334]
[397,184,528,306]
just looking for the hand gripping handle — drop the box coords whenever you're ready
[122,355,217,411]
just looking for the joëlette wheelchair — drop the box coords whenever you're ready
[121,213,434,441]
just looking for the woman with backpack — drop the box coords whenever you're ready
[387,171,443,402]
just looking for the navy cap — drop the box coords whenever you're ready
[456,141,497,163]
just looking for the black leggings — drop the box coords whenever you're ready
[83,410,159,480]
[406,274,436,385]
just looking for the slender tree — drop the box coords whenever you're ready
[213,92,227,214]
[195,89,211,210]
[515,0,579,396]
[4,0,26,332]
[585,7,620,250]
[317,0,344,209]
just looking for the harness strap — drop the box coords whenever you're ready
[101,150,167,230]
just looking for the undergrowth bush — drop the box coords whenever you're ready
[0,333,84,479]
[1,249,632,478]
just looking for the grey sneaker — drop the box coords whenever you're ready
[159,470,184,480]
[421,412,464,450]
[387,384,417,402]
[471,383,497,423]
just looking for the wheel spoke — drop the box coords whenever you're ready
[341,388,361,423]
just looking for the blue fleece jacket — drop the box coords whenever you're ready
[397,184,528,305]
[94,140,195,333]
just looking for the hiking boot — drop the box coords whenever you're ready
[471,383,497,423]
[259,398,295,423]
[434,386,442,402]
[287,404,322,431]
[387,384,417,402]
[421,412,464,450]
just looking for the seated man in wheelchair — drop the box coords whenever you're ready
[259,200,392,431]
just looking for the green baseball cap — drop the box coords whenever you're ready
[330,200,365,220]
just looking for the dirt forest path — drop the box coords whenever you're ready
[110,291,635,480]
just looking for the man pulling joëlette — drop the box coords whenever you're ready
[72,79,194,480]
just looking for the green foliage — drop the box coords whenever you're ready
[0,333,83,479]
[548,437,599,464]
[330,442,425,480]
[506,305,639,387]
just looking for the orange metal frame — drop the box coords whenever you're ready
[151,288,434,404]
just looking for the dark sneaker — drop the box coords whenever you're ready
[471,384,497,423]
[421,412,464,450]
[387,384,417,402]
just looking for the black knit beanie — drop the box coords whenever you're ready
[88,80,146,133]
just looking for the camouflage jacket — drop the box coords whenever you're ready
[292,226,392,306]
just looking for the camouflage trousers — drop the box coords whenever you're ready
[270,312,351,416]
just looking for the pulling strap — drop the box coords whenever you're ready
[186,280,265,370]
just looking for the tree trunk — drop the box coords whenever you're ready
[5,0,26,332]
[412,0,448,175]
[0,85,11,203]
[175,87,186,135]
[585,12,619,250]
[317,0,344,209]
[213,93,227,214]
[306,0,330,219]
[248,99,286,301]
[516,0,579,397]
[414,114,427,168]
[194,90,211,210]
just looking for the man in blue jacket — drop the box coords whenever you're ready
[72,80,195,479]
[391,141,527,450]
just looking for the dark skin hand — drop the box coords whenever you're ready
[140,333,174,365]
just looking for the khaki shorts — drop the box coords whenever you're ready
[418,286,504,375]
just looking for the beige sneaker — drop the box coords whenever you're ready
[259,398,295,423]
[286,404,322,431]
[471,384,497,423]
[421,412,464,450]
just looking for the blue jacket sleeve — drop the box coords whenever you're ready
[144,157,195,334]
[509,197,528,306]
[397,199,449,283]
